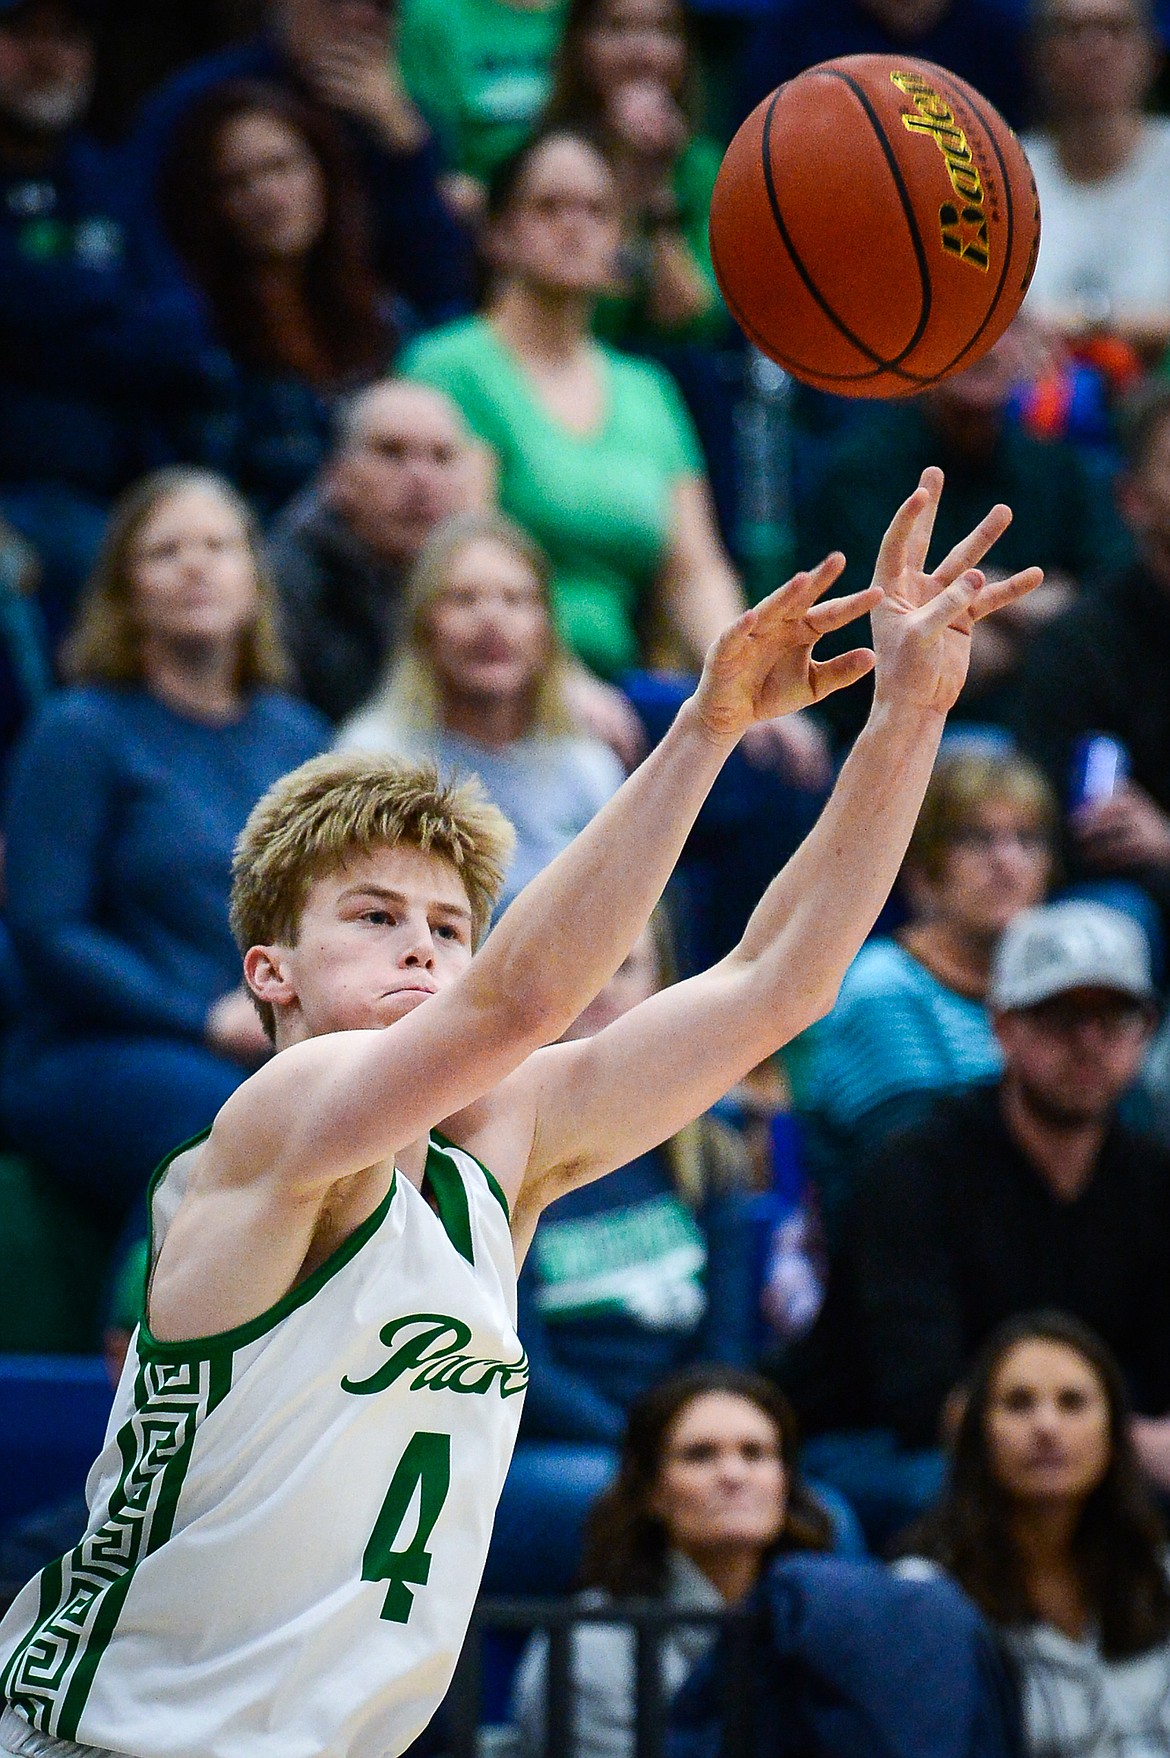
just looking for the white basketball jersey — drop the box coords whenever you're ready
[0,1131,527,1758]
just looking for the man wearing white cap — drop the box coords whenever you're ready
[791,900,1170,1524]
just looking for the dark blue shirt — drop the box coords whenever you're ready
[518,1148,757,1442]
[4,685,327,1045]
[0,132,216,494]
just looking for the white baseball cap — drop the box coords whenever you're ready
[987,901,1155,1013]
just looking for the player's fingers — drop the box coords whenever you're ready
[932,504,1013,585]
[915,568,983,633]
[904,465,945,575]
[805,583,884,635]
[809,645,876,700]
[968,565,1045,623]
[754,552,846,623]
[874,477,934,585]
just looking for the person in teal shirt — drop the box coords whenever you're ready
[401,125,745,682]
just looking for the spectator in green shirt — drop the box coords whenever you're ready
[401,125,747,683]
[540,2,741,555]
[399,0,567,199]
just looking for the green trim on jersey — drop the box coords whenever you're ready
[423,1140,474,1265]
[2,1350,234,1738]
[137,1175,400,1365]
[144,1122,214,1227]
[432,1130,511,1223]
[133,1129,509,1362]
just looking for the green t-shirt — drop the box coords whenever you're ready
[401,316,703,677]
[399,0,567,183]
[595,136,730,346]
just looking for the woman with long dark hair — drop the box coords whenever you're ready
[901,1312,1170,1756]
[513,1367,832,1758]
[160,80,396,518]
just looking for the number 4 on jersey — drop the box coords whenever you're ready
[363,1431,452,1622]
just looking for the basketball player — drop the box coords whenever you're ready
[0,470,1040,1758]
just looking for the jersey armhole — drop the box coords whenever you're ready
[432,1129,511,1222]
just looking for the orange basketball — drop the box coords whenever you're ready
[709,55,1041,397]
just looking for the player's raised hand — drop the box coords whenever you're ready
[691,554,882,744]
[869,466,1044,717]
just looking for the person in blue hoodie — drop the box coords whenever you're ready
[0,0,217,637]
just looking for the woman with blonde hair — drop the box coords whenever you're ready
[336,508,624,910]
[1,467,326,1228]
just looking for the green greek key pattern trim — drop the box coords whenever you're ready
[1,1352,231,1739]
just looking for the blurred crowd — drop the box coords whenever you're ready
[4,0,1170,1752]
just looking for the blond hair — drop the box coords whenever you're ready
[231,751,516,1036]
[906,747,1058,882]
[61,466,289,688]
[357,511,576,739]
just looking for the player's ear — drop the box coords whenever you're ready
[244,944,296,1009]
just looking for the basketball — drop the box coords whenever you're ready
[709,55,1041,397]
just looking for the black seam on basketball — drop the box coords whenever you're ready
[710,225,893,381]
[758,87,921,379]
[822,69,934,369]
[716,257,937,387]
[924,68,1019,380]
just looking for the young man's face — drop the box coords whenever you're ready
[995,984,1153,1127]
[251,843,475,1043]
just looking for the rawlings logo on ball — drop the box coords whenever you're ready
[891,70,989,272]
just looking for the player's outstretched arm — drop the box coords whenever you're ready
[507,469,1043,1227]
[210,556,883,1203]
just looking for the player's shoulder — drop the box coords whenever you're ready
[198,1032,365,1186]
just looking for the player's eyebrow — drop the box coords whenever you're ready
[429,899,474,924]
[339,883,473,922]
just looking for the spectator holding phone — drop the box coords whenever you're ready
[1009,377,1170,936]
